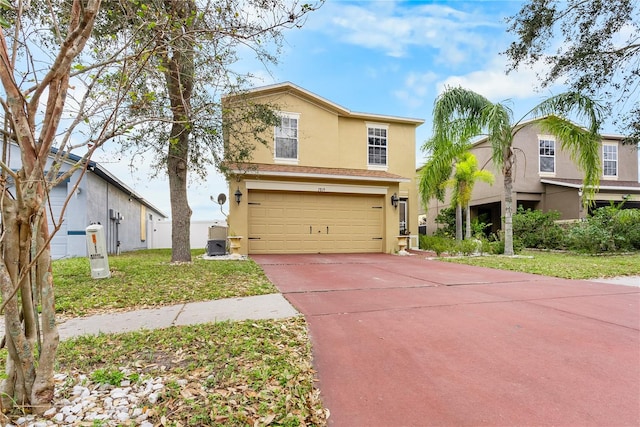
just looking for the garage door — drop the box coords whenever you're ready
[248,191,384,254]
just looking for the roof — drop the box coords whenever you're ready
[227,82,425,126]
[229,163,411,183]
[55,148,169,218]
[471,116,628,147]
[541,178,640,191]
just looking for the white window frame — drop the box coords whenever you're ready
[274,112,300,164]
[538,136,556,175]
[603,143,618,178]
[367,123,389,170]
[399,199,408,235]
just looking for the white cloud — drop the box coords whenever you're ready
[436,55,563,102]
[393,71,438,109]
[323,1,499,63]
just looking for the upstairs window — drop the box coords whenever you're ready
[539,138,555,173]
[603,144,618,177]
[275,113,299,160]
[368,125,388,167]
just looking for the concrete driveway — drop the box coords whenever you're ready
[252,253,640,427]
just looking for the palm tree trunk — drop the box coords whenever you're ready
[455,204,463,240]
[503,156,515,256]
[465,205,471,239]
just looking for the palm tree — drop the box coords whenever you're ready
[419,135,469,240]
[421,87,604,255]
[443,152,494,239]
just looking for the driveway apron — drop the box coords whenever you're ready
[252,253,640,427]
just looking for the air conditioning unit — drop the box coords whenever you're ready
[206,239,226,256]
[208,225,227,240]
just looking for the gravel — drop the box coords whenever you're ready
[6,369,169,427]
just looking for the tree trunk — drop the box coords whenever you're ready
[455,204,463,241]
[168,134,193,263]
[503,150,515,256]
[164,0,196,263]
[465,205,471,239]
[0,0,100,413]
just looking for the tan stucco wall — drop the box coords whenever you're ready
[226,85,421,254]
[421,122,639,234]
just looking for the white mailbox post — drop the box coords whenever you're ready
[86,224,110,279]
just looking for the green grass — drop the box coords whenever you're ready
[1,318,326,426]
[441,250,640,279]
[52,318,326,426]
[53,249,276,316]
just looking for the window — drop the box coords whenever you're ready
[539,138,555,173]
[368,125,387,166]
[275,114,298,160]
[603,144,618,177]
[399,200,407,235]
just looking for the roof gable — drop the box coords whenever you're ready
[237,82,424,126]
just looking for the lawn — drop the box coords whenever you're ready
[1,249,327,426]
[54,249,277,317]
[441,250,640,279]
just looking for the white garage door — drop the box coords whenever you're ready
[248,191,384,254]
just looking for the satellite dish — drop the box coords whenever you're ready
[217,193,227,205]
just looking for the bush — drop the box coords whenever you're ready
[512,207,565,249]
[567,205,640,253]
[433,207,456,238]
[419,235,455,256]
[457,239,480,256]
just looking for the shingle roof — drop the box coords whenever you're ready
[541,178,640,190]
[229,163,410,183]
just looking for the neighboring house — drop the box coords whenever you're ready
[224,82,424,255]
[421,119,640,235]
[3,142,168,259]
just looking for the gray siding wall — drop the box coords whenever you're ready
[86,172,163,255]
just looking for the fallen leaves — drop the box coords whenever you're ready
[52,317,328,426]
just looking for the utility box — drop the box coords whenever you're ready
[206,225,227,256]
[86,224,110,279]
[206,240,226,256]
[208,225,227,240]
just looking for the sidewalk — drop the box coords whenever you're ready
[0,294,300,341]
[1,276,637,341]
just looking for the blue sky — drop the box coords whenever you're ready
[97,0,629,221]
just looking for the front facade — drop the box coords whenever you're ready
[422,120,640,234]
[4,143,168,259]
[225,82,424,255]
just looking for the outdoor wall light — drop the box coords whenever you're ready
[234,188,243,204]
[390,193,399,208]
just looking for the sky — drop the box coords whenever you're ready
[92,0,632,221]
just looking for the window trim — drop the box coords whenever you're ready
[366,122,389,170]
[274,112,300,164]
[399,199,408,235]
[602,143,618,179]
[538,135,556,176]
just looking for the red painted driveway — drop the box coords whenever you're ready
[252,253,640,427]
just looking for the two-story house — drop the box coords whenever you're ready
[224,82,424,255]
[422,119,640,235]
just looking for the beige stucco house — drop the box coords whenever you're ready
[422,119,640,235]
[224,82,424,255]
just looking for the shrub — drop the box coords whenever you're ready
[512,207,565,249]
[567,205,640,253]
[419,235,455,256]
[433,207,456,238]
[457,239,480,256]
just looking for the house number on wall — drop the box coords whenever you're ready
[317,187,326,192]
